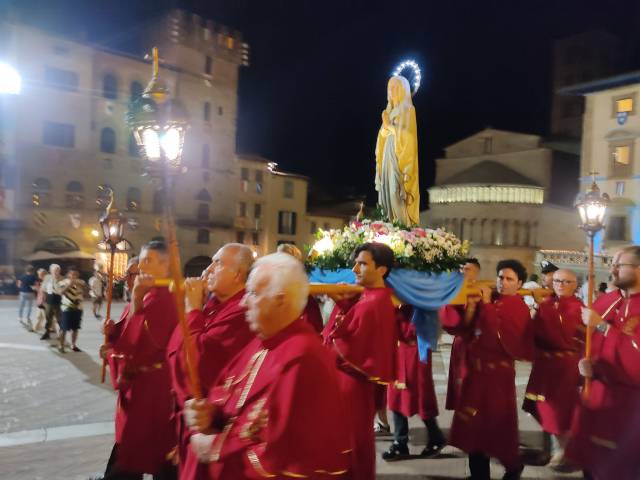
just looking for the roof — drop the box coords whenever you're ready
[444,128,541,151]
[559,70,640,96]
[439,160,541,187]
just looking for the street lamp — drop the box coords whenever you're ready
[575,172,609,397]
[126,47,203,399]
[127,48,188,175]
[0,62,21,95]
[98,188,129,383]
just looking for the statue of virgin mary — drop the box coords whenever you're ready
[374,75,420,226]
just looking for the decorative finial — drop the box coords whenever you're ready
[143,46,168,103]
[105,187,115,213]
[356,201,365,221]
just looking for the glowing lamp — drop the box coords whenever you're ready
[127,48,189,173]
[313,236,334,254]
[0,62,21,95]
[575,176,609,235]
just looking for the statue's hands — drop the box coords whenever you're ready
[382,110,390,127]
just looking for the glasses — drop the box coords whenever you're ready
[611,263,640,269]
[552,279,575,285]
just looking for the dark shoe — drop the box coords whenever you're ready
[503,464,524,480]
[40,332,50,340]
[420,440,446,458]
[382,442,410,461]
[72,346,82,352]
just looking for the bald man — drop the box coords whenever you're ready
[167,243,255,480]
[184,253,351,478]
[523,268,583,469]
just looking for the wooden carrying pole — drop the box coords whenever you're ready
[100,249,116,383]
[164,178,203,400]
[583,233,595,398]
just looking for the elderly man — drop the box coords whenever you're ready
[322,242,397,480]
[441,259,533,480]
[523,268,583,469]
[40,263,64,340]
[167,243,254,479]
[98,242,178,479]
[565,246,640,480]
[184,253,351,479]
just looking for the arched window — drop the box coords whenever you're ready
[195,189,212,202]
[197,203,209,220]
[203,102,211,121]
[127,187,141,212]
[100,128,116,153]
[197,229,210,244]
[103,74,118,99]
[130,81,143,101]
[202,144,210,169]
[32,178,52,207]
[153,190,165,214]
[128,133,140,157]
[96,184,112,209]
[65,181,85,209]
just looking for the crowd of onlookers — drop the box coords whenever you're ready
[16,263,107,353]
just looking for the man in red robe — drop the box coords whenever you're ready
[523,268,583,469]
[322,242,397,480]
[167,243,255,479]
[382,305,446,460]
[445,258,481,411]
[565,246,640,480]
[183,253,351,479]
[440,259,533,480]
[99,241,178,479]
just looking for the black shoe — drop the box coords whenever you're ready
[374,421,391,436]
[382,442,410,461]
[40,332,50,340]
[72,346,82,352]
[503,464,524,480]
[420,440,446,458]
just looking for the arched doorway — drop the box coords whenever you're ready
[184,255,211,278]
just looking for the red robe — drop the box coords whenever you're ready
[166,289,252,480]
[105,305,129,390]
[111,287,178,474]
[322,287,397,480]
[303,295,324,333]
[440,294,532,470]
[388,305,439,419]
[523,295,583,434]
[565,290,640,479]
[200,319,351,479]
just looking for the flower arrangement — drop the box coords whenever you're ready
[306,219,470,273]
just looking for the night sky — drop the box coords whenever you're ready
[7,0,640,207]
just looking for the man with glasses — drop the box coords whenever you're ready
[566,246,640,480]
[523,269,583,470]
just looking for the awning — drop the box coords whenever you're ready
[22,250,96,261]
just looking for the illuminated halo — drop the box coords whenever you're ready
[392,59,421,96]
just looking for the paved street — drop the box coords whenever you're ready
[0,299,581,479]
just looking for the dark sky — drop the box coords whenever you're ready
[7,0,640,206]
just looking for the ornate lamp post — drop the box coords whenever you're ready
[98,189,129,383]
[575,172,609,396]
[126,48,202,399]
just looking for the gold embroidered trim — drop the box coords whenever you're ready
[247,449,349,478]
[525,392,546,401]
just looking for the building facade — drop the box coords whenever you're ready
[422,128,585,276]
[0,10,249,275]
[236,155,348,255]
[562,71,640,253]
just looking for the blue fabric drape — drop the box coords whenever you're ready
[309,268,464,362]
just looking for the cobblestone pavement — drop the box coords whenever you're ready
[0,299,581,479]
